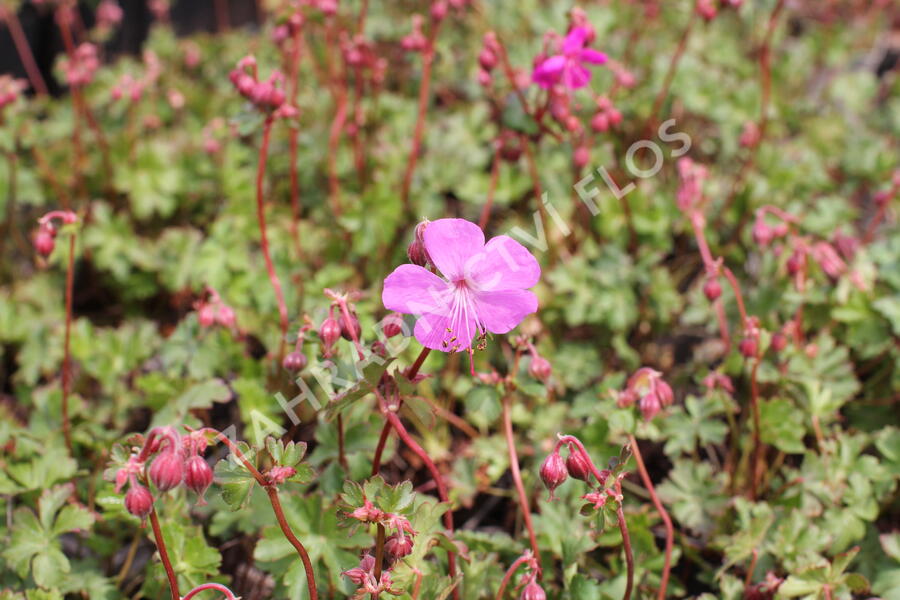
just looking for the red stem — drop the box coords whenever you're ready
[748,357,762,499]
[214,0,230,31]
[182,583,239,600]
[374,390,458,598]
[256,116,290,360]
[478,143,502,230]
[628,434,673,600]
[372,523,386,600]
[399,20,443,216]
[615,483,634,600]
[3,10,48,96]
[212,433,319,600]
[495,554,532,600]
[61,232,76,454]
[148,507,180,600]
[501,396,542,576]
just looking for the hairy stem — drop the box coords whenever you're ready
[495,555,531,600]
[148,507,180,600]
[256,116,290,361]
[62,232,76,454]
[2,10,48,96]
[501,396,542,576]
[400,21,443,216]
[628,434,673,600]
[616,483,634,600]
[372,523,386,600]
[213,433,319,599]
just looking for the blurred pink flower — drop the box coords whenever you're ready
[532,27,607,90]
[382,218,540,352]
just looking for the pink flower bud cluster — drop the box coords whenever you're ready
[676,157,708,212]
[477,32,501,88]
[342,497,418,595]
[111,73,146,103]
[617,367,674,421]
[540,437,609,500]
[195,287,236,329]
[33,210,78,258]
[401,15,428,52]
[229,56,291,114]
[63,43,100,88]
[113,426,214,518]
[590,95,623,133]
[96,0,123,29]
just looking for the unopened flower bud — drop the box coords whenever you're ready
[477,69,492,87]
[540,452,568,499]
[34,230,55,257]
[770,332,787,352]
[786,250,805,276]
[520,582,546,600]
[125,483,153,518]
[283,351,307,372]
[739,337,757,358]
[384,534,414,559]
[320,317,342,350]
[216,304,236,327]
[430,0,448,21]
[383,314,403,338]
[590,112,609,133]
[529,355,552,381]
[752,221,774,247]
[340,312,361,342]
[478,48,497,71]
[565,447,592,482]
[149,450,184,491]
[198,304,216,327]
[267,465,297,485]
[703,278,722,301]
[640,393,662,421]
[573,146,590,168]
[184,455,213,501]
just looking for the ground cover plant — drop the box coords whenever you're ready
[1,0,899,598]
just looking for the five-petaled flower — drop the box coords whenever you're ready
[382,218,540,353]
[532,27,607,90]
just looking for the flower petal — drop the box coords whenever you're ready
[580,48,607,65]
[422,218,485,281]
[562,27,589,53]
[466,235,541,292]
[413,301,477,351]
[532,55,566,88]
[474,289,538,334]
[563,64,592,89]
[382,264,451,316]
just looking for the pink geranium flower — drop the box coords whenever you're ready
[532,27,607,90]
[382,219,540,352]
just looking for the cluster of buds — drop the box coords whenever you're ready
[342,498,417,597]
[738,316,762,358]
[504,551,544,600]
[400,15,428,52]
[113,426,214,518]
[0,75,27,111]
[676,157,708,213]
[272,10,304,48]
[195,286,237,329]
[477,32,500,87]
[62,43,100,88]
[319,289,363,358]
[33,210,78,258]
[95,0,123,33]
[148,0,170,21]
[540,435,609,499]
[229,56,294,116]
[703,371,734,394]
[590,95,623,134]
[339,33,388,93]
[617,367,674,421]
[752,206,794,248]
[110,73,146,103]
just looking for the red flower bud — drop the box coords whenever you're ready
[739,337,757,358]
[125,483,153,518]
[383,314,403,338]
[478,48,497,71]
[590,112,610,133]
[520,582,546,600]
[540,452,568,499]
[565,447,592,482]
[786,250,805,276]
[703,278,722,301]
[149,450,184,491]
[282,351,307,372]
[384,534,414,559]
[340,312,361,342]
[770,332,787,352]
[184,455,213,502]
[752,221,774,247]
[216,304,236,327]
[573,146,590,169]
[34,230,55,257]
[528,356,552,382]
[640,393,662,421]
[198,304,216,327]
[319,317,342,349]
